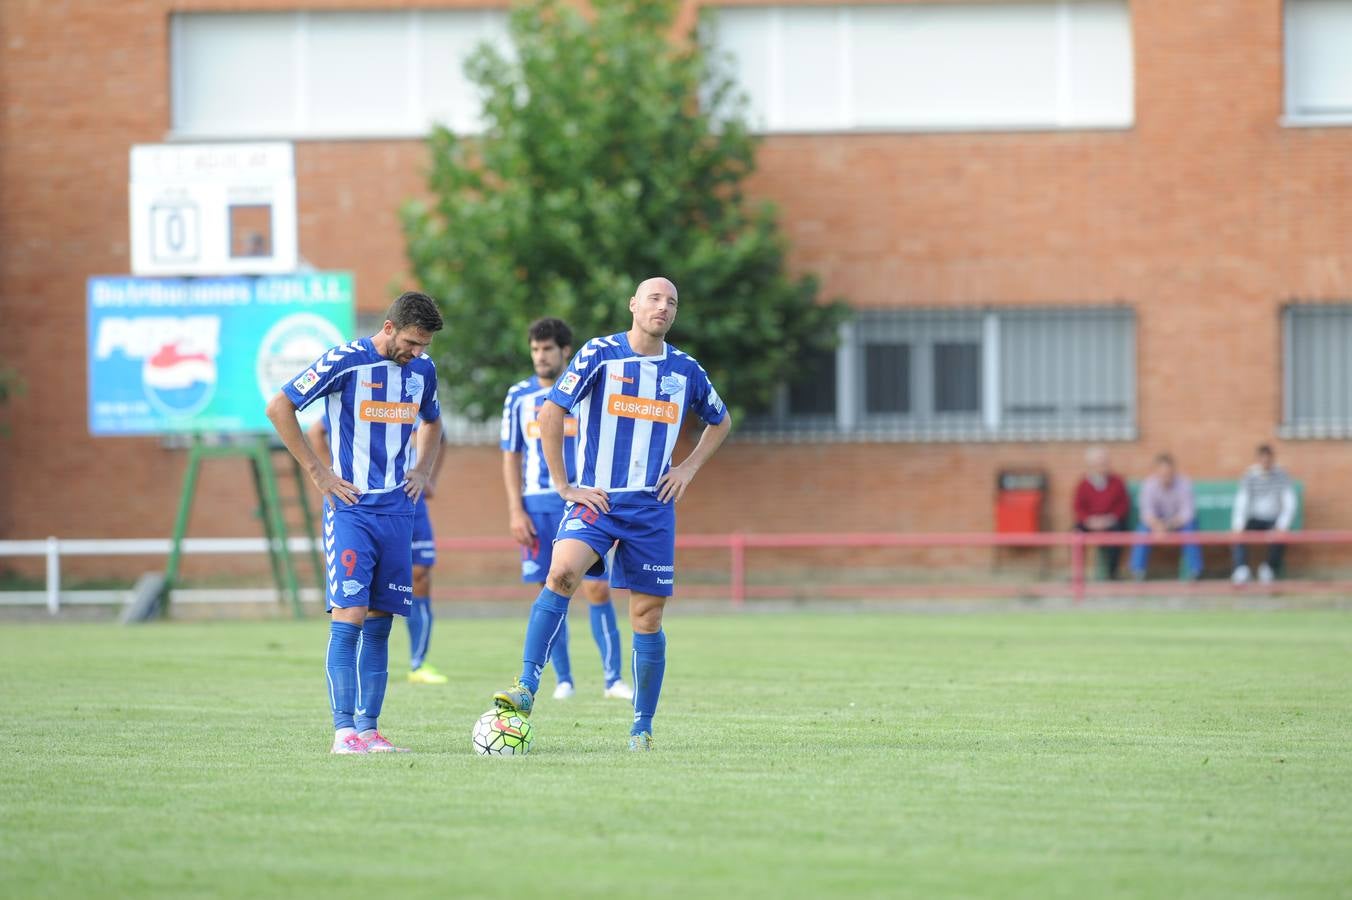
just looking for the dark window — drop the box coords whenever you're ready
[787,347,837,415]
[865,343,910,414]
[933,342,980,413]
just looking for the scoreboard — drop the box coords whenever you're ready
[129,143,298,277]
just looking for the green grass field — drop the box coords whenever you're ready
[3,609,1350,899]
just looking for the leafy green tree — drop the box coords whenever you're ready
[402,0,846,422]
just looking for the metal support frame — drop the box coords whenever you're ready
[164,435,314,618]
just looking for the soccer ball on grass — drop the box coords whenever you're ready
[472,708,533,755]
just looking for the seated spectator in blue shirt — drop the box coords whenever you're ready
[1130,453,1202,581]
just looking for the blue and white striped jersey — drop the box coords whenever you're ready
[282,338,440,511]
[500,375,581,499]
[546,333,726,496]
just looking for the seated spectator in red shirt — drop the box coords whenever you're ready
[1073,446,1131,579]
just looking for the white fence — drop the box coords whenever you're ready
[0,537,320,614]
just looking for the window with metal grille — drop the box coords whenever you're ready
[788,346,840,417]
[864,344,911,414]
[933,343,981,413]
[998,308,1135,439]
[1283,303,1352,437]
[742,306,1135,442]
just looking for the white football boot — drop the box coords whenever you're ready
[331,730,369,755]
[603,680,634,700]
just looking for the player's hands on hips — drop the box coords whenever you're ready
[509,509,537,547]
[313,469,360,509]
[403,468,432,503]
[422,478,437,500]
[561,484,609,515]
[657,464,696,504]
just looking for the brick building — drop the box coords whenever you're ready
[2,0,1350,584]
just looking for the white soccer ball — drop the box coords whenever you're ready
[471,707,533,756]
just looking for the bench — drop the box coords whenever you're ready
[1126,480,1304,531]
[1119,479,1304,577]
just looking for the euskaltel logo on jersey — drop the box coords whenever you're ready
[143,341,217,418]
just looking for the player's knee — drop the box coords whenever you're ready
[546,567,580,596]
[629,595,666,632]
[331,605,367,626]
[631,608,663,633]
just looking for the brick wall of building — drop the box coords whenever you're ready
[2,0,1349,584]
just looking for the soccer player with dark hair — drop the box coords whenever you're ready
[493,277,732,750]
[500,317,632,702]
[309,414,449,686]
[266,291,444,754]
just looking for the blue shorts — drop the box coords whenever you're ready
[521,498,608,583]
[412,496,436,568]
[323,501,414,616]
[555,495,674,597]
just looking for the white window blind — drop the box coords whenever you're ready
[171,10,510,139]
[1285,0,1352,122]
[707,1,1134,133]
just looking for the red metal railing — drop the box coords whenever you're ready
[438,530,1352,605]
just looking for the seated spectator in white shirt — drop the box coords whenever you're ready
[1231,444,1299,585]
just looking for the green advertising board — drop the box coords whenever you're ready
[88,273,356,434]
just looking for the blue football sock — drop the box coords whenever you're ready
[407,596,432,670]
[590,600,623,686]
[520,587,570,695]
[325,620,361,731]
[354,616,393,734]
[550,615,573,685]
[631,629,666,736]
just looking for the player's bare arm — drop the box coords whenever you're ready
[539,399,609,514]
[423,429,449,499]
[307,418,330,463]
[502,449,537,546]
[266,391,359,508]
[403,416,444,502]
[656,413,733,504]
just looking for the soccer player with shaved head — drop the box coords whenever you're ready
[493,277,732,750]
[500,317,633,702]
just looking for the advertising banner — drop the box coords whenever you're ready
[88,273,355,435]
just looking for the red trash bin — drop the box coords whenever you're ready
[995,471,1047,533]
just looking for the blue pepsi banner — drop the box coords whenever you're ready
[88,273,355,435]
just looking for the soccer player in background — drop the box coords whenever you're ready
[493,277,731,750]
[266,292,444,754]
[310,416,449,685]
[501,318,633,702]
